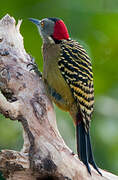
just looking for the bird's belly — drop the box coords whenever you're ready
[43,66,75,111]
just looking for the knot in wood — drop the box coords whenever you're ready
[41,157,57,173]
[31,95,46,123]
[0,67,11,93]
[0,67,10,81]
[0,37,3,43]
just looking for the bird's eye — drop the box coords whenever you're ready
[41,21,44,28]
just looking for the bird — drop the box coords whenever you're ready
[29,17,102,175]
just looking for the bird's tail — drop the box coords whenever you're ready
[76,120,102,175]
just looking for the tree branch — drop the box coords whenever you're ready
[0,14,117,180]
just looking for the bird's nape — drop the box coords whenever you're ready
[52,19,69,40]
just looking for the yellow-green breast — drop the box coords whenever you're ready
[42,43,75,111]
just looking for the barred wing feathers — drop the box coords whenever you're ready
[58,40,94,131]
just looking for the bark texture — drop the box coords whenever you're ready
[0,14,117,180]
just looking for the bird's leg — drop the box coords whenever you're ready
[27,62,42,77]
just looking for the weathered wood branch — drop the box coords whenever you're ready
[0,14,117,180]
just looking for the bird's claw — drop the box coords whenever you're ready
[27,62,42,77]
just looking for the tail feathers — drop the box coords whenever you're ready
[87,132,102,175]
[77,121,91,174]
[76,121,102,175]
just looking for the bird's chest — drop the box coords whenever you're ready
[42,44,74,110]
[42,45,64,95]
[42,44,60,81]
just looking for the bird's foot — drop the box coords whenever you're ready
[27,62,42,77]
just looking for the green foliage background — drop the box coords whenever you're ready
[0,0,118,178]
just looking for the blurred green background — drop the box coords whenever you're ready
[0,0,118,178]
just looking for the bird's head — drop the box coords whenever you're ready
[29,17,69,43]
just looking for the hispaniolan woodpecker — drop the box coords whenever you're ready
[29,17,102,175]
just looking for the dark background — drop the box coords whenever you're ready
[0,0,118,178]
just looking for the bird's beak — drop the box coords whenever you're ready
[29,18,41,26]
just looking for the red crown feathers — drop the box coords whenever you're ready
[53,20,69,40]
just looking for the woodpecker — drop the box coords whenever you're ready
[29,17,101,175]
